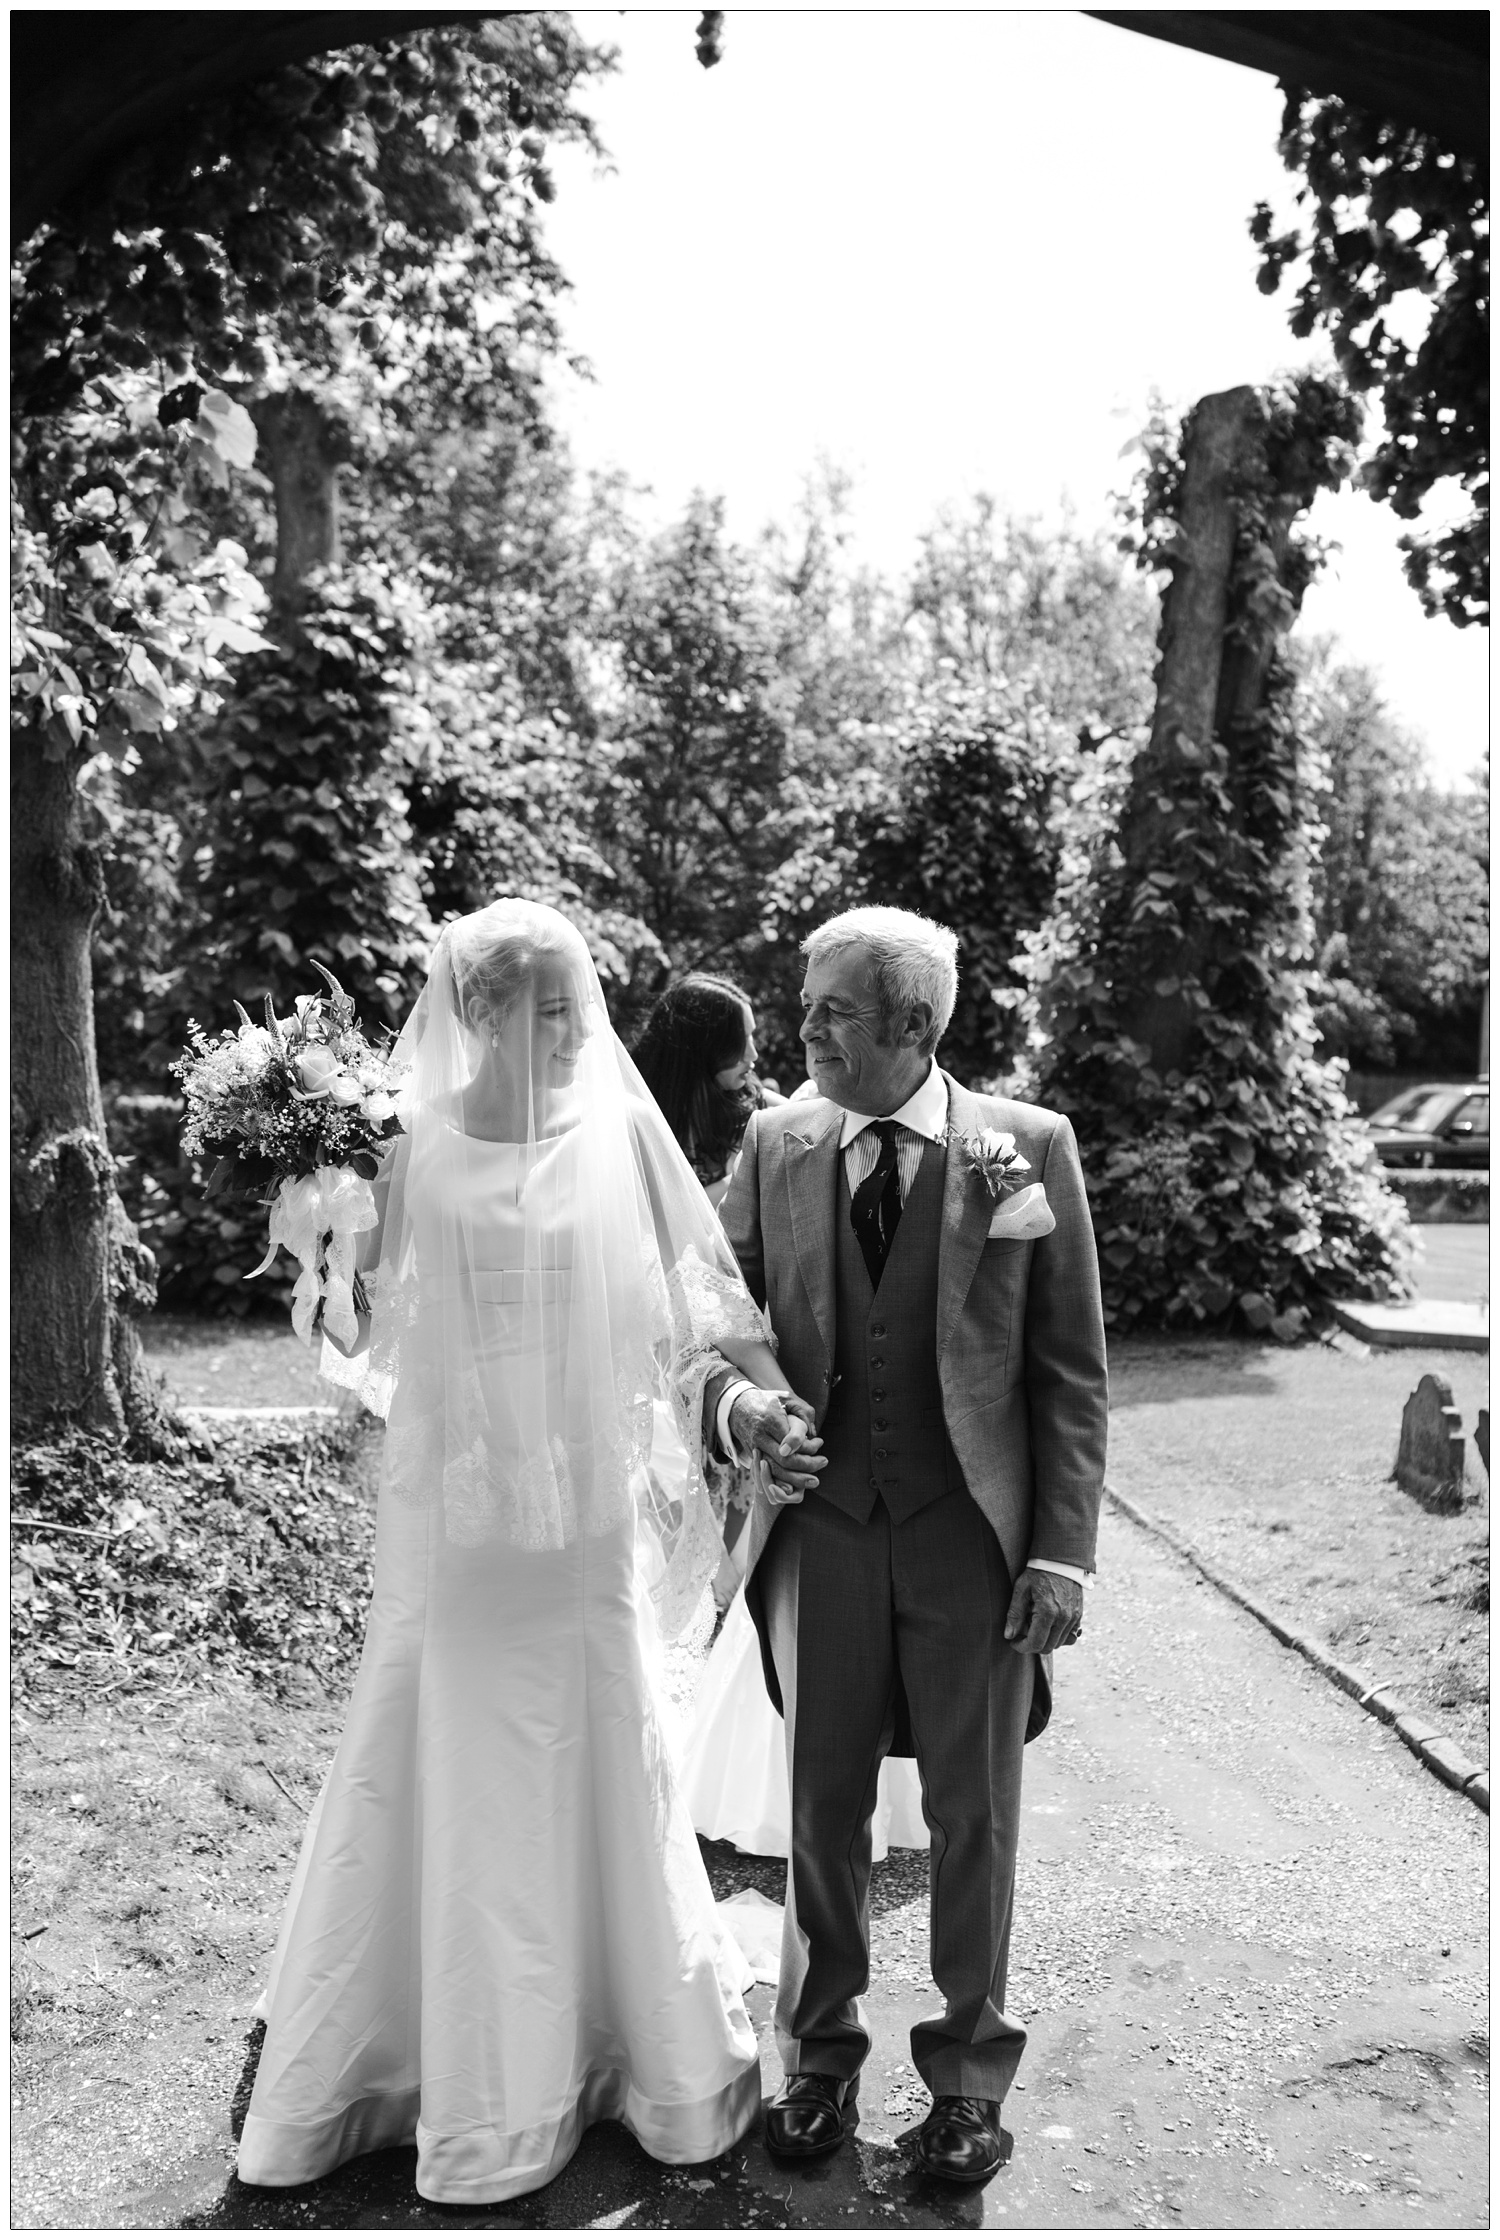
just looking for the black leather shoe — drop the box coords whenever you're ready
[764,2072,856,2158]
[914,2095,1004,2184]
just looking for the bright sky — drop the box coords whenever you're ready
[545,8,1488,789]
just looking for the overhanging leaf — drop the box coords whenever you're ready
[197,390,259,472]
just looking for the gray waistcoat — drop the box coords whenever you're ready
[815,1135,968,1527]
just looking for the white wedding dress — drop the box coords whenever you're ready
[683,1584,930,1863]
[237,1131,761,2205]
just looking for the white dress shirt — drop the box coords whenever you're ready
[716,1059,1087,1586]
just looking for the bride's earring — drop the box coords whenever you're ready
[489,1027,501,1051]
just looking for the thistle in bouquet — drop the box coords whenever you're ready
[175,963,406,1347]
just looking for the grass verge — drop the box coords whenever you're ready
[1108,1333,1489,1767]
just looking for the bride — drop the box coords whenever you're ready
[236,900,812,2206]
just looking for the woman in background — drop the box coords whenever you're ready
[631,976,774,1210]
[633,975,782,1609]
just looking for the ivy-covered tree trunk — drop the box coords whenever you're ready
[184,565,434,1040]
[252,389,347,614]
[1115,385,1258,1077]
[11,724,164,1439]
[1025,376,1414,1338]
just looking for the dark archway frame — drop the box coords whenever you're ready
[11,8,1489,248]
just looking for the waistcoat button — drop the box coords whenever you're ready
[870,1324,886,1337]
[873,1419,887,1430]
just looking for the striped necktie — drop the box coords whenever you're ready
[849,1120,902,1288]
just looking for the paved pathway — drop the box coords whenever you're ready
[104,1495,1486,2233]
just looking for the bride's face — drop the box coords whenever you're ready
[496,959,591,1089]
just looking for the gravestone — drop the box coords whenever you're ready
[1392,1373,1468,1513]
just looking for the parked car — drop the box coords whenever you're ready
[1366,1082,1489,1169]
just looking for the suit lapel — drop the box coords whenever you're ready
[783,1100,842,1372]
[936,1074,993,1357]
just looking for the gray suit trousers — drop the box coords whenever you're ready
[759,1486,1035,2099]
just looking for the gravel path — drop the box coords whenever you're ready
[25,1498,1485,2232]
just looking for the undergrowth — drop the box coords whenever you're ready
[12,1419,380,1706]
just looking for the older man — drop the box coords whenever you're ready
[711,905,1107,2184]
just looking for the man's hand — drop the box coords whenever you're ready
[1003,1567,1083,1655]
[728,1388,826,1505]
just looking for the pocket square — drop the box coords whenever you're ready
[986,1183,1055,1241]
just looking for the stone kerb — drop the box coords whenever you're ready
[1105,1482,1489,1812]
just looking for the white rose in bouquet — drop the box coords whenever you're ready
[296,1046,343,1095]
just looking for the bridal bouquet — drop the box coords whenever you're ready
[175,964,405,1346]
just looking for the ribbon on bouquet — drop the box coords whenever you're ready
[247,1164,380,1347]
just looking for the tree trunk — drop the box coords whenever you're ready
[251,388,348,616]
[1114,385,1261,1075]
[1138,386,1259,805]
[11,724,166,1443]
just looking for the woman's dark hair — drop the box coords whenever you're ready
[632,975,755,1184]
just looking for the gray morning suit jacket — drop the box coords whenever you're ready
[718,1073,1109,1684]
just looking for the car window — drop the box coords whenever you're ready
[1390,1093,1458,1134]
[1368,1088,1430,1127]
[1447,1095,1489,1135]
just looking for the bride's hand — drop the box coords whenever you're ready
[729,1387,826,1503]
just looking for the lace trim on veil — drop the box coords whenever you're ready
[320,1242,766,1638]
[647,1253,774,1638]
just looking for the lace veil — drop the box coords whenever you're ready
[321,899,767,1635]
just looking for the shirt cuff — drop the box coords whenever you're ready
[1027,1558,1089,1587]
[715,1379,756,1465]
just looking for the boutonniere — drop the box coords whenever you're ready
[952,1125,1030,1202]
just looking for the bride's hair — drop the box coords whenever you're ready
[443,900,577,1030]
[632,974,755,1185]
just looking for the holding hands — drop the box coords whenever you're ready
[727,1387,827,1505]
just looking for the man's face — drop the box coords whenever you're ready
[799,945,928,1114]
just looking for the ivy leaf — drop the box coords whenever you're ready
[125,643,172,703]
[186,437,230,491]
[157,379,205,430]
[196,389,259,472]
[75,544,118,586]
[204,617,274,658]
[160,525,206,568]
[109,683,170,734]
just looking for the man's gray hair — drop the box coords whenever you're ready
[802,906,959,1057]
